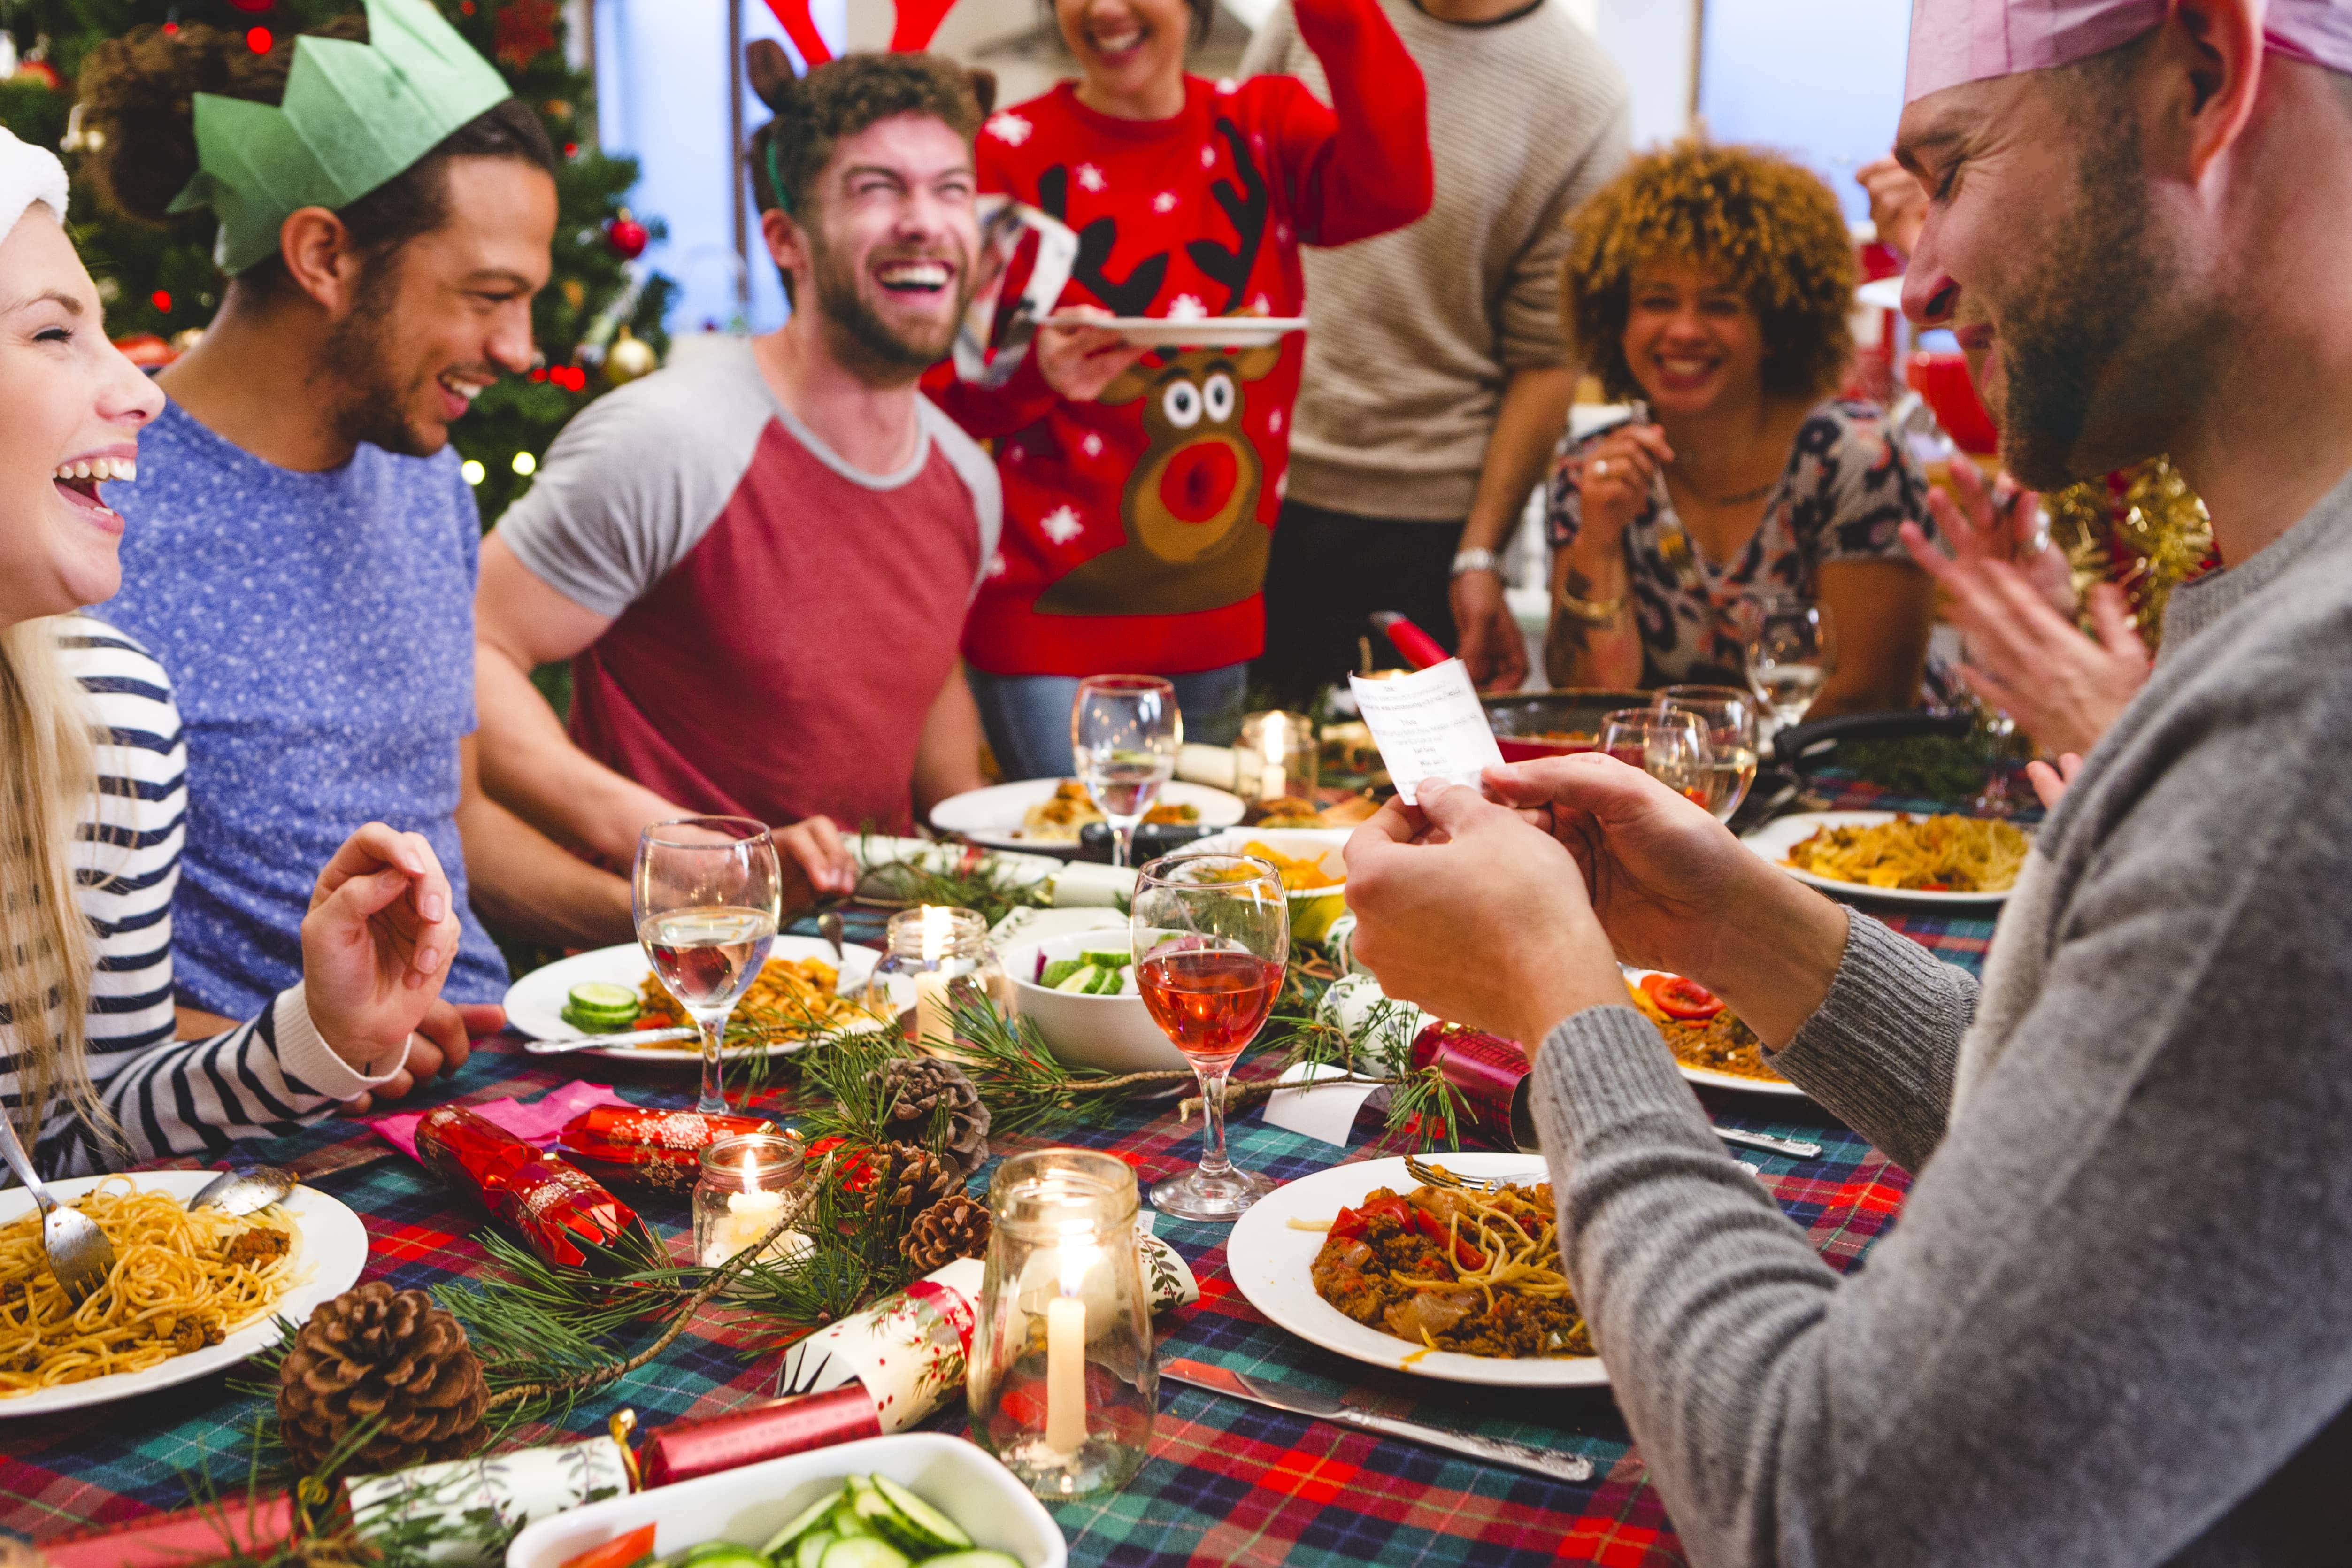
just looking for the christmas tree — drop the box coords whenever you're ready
[0,0,673,527]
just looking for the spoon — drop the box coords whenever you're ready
[0,1112,114,1301]
[817,909,846,964]
[188,1164,298,1216]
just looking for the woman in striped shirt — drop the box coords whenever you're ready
[1,129,480,1177]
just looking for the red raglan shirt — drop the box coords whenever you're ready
[933,0,1430,678]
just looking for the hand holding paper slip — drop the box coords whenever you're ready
[1347,660,1505,804]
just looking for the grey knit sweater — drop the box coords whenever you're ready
[1531,469,2352,1566]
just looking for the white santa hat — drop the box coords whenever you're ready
[0,124,69,243]
[1907,0,2352,105]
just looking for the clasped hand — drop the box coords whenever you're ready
[301,823,502,1113]
[1344,757,1847,1051]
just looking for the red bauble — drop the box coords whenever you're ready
[605,215,649,260]
[10,59,61,90]
[495,0,559,69]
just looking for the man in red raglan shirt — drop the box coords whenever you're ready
[932,0,1430,779]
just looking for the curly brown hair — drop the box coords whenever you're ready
[1561,140,1857,405]
[746,50,984,220]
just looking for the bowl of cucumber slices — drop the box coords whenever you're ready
[999,931,1187,1076]
[505,1434,1063,1568]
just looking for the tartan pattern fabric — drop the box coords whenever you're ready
[0,783,2000,1564]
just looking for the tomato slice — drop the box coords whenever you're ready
[1642,971,1724,1022]
[561,1524,656,1568]
[1328,1207,1368,1243]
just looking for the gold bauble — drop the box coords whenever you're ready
[603,327,658,385]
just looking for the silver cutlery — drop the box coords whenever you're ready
[523,1026,699,1054]
[817,909,846,964]
[0,1112,113,1300]
[188,1164,297,1216]
[1162,1357,1596,1485]
[1711,1126,1823,1160]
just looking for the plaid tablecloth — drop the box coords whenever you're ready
[0,780,2008,1566]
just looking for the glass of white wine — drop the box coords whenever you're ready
[1654,684,1761,822]
[1070,675,1180,869]
[1740,597,1838,730]
[1599,707,1713,808]
[634,816,781,1114]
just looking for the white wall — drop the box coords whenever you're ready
[1697,0,1911,221]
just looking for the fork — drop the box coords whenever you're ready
[1403,1154,1545,1193]
[0,1112,114,1301]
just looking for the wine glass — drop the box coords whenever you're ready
[1653,684,1761,822]
[1071,675,1180,868]
[1131,853,1287,1222]
[1599,707,1713,808]
[1740,597,1838,731]
[633,816,781,1114]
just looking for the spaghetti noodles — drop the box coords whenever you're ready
[1785,813,2030,893]
[0,1178,300,1393]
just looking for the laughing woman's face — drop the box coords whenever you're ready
[0,206,164,627]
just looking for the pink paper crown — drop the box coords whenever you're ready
[1906,0,2352,104]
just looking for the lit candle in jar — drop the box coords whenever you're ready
[1259,713,1288,803]
[1044,1239,1095,1456]
[913,904,953,1055]
[695,1138,812,1267]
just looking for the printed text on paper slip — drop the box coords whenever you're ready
[1347,661,1505,805]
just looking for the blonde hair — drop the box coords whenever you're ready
[0,619,114,1159]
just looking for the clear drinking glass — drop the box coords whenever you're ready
[633,816,781,1114]
[1132,853,1286,1222]
[1740,596,1839,730]
[1071,675,1180,868]
[1653,684,1761,822]
[1599,707,1714,808]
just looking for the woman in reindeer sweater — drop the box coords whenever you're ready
[934,0,1429,777]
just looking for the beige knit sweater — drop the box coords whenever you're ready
[1239,0,1628,521]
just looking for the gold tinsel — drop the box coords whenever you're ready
[2042,455,2214,651]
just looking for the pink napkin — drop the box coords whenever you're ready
[369,1080,632,1162]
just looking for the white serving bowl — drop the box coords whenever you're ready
[1001,929,1186,1075]
[505,1431,1065,1568]
[1188,827,1352,944]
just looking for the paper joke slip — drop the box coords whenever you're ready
[1347,660,1504,805]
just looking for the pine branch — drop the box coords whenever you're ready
[941,992,1193,1137]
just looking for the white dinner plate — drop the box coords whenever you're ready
[502,938,884,1063]
[928,778,1245,854]
[1622,969,1806,1099]
[1224,1153,1608,1389]
[1041,313,1307,349]
[0,1170,366,1417]
[1742,810,2018,907]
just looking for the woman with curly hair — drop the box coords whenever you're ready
[1545,141,1936,714]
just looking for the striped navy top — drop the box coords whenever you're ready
[11,616,406,1178]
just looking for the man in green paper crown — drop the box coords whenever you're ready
[78,0,614,1068]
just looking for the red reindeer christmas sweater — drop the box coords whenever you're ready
[934,0,1430,678]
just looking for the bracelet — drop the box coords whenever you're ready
[1556,584,1626,625]
[1449,547,1499,578]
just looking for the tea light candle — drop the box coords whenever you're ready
[1044,1292,1087,1455]
[693,1133,810,1268]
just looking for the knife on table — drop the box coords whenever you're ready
[1161,1357,1596,1484]
[523,1027,698,1054]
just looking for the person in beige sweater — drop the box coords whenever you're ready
[1242,0,1627,696]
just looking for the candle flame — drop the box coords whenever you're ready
[921,903,951,964]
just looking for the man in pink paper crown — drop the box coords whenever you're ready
[1343,1,2352,1560]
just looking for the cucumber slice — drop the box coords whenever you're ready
[915,1554,1025,1568]
[794,1531,837,1568]
[1086,965,1123,995]
[1053,965,1099,993]
[826,1500,871,1539]
[672,1546,769,1568]
[569,981,639,1010]
[817,1537,908,1568]
[1038,958,1082,989]
[758,1488,846,1558]
[1077,946,1132,968]
[869,1475,974,1553]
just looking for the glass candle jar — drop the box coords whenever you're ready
[692,1131,812,1268]
[1236,710,1319,804]
[862,905,1007,1056]
[967,1148,1156,1499]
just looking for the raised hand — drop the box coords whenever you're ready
[1855,154,1927,257]
[1450,567,1530,692]
[300,824,465,1085]
[776,815,857,907]
[1571,423,1673,552]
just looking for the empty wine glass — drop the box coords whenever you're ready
[634,816,781,1114]
[1653,684,1761,822]
[1740,597,1838,730]
[1071,675,1180,868]
[1599,707,1713,808]
[1131,853,1287,1222]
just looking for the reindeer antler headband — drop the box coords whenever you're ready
[759,0,964,67]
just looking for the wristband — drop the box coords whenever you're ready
[1556,584,1626,625]
[1449,548,1499,578]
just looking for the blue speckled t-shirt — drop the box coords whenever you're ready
[100,400,508,1017]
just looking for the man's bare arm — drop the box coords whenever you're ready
[913,661,990,821]
[453,733,635,948]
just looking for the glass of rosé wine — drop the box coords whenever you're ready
[1131,853,1288,1222]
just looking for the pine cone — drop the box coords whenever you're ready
[277,1282,488,1474]
[900,1192,992,1272]
[871,1141,958,1216]
[870,1056,991,1173]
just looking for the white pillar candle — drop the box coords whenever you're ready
[1260,714,1289,802]
[913,904,955,1057]
[1044,1293,1087,1455]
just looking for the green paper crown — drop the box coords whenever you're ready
[167,0,512,276]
